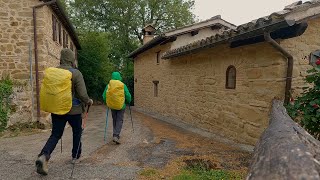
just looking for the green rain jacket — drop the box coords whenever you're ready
[102,72,132,110]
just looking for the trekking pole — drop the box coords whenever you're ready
[82,105,90,129]
[60,138,63,153]
[104,107,109,143]
[128,105,134,133]
[70,105,90,178]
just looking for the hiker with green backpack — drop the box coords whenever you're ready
[102,72,132,144]
[35,49,93,176]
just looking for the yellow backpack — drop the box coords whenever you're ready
[106,80,125,110]
[40,67,73,115]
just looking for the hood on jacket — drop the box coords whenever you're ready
[111,72,122,81]
[60,48,75,66]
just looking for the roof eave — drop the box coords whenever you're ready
[162,19,298,59]
[128,35,167,59]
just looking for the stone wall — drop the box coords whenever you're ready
[134,41,287,145]
[40,5,77,71]
[134,14,320,146]
[36,5,78,122]
[0,0,41,125]
[0,0,78,125]
[282,18,320,96]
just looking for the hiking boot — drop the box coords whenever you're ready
[71,158,80,164]
[35,155,48,176]
[113,137,120,144]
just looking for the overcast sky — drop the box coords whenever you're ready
[193,0,307,25]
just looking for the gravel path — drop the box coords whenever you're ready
[0,105,252,180]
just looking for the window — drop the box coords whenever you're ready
[63,30,68,48]
[153,81,159,97]
[70,42,74,51]
[66,34,69,48]
[156,51,161,65]
[63,30,66,47]
[226,65,236,89]
[52,15,57,41]
[58,23,62,45]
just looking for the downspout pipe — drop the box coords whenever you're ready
[264,32,293,105]
[32,0,57,122]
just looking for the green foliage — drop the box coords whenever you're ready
[77,32,115,101]
[173,166,244,180]
[286,66,320,140]
[0,77,13,132]
[122,60,134,105]
[139,168,159,177]
[65,0,195,102]
[68,0,195,42]
[68,0,195,64]
[58,0,68,11]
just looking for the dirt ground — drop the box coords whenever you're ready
[131,111,252,179]
[0,105,252,179]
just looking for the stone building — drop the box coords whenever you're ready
[0,0,81,125]
[129,1,320,145]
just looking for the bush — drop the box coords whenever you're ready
[0,77,13,132]
[286,62,320,140]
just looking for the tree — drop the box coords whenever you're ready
[65,0,195,102]
[77,32,115,101]
[58,0,68,12]
[68,0,195,44]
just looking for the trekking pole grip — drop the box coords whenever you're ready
[86,105,91,113]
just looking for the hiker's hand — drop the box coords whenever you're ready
[88,99,93,106]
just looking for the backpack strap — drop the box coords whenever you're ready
[69,68,81,106]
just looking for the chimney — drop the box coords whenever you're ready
[142,24,156,44]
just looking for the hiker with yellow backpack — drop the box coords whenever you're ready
[102,72,131,144]
[35,49,93,176]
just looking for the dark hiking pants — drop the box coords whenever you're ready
[111,109,125,138]
[39,114,82,160]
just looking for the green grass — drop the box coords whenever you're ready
[139,168,159,177]
[173,166,245,180]
[0,122,44,138]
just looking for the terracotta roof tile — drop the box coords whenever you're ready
[162,1,320,59]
